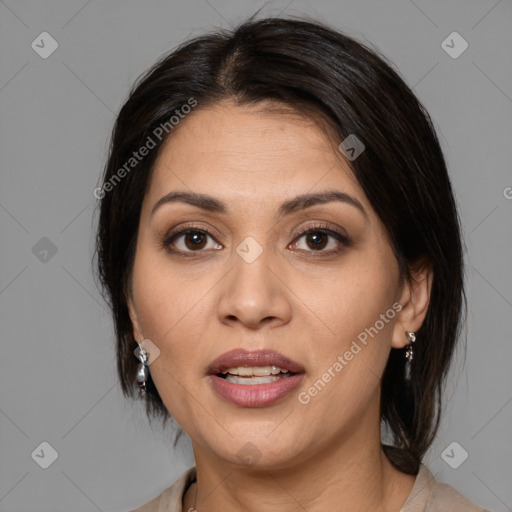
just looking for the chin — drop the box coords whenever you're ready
[200,429,308,470]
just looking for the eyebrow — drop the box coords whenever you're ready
[151,190,367,219]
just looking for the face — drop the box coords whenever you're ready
[127,100,422,469]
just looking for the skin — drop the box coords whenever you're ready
[127,100,433,512]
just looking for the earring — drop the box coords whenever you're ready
[404,331,416,382]
[136,344,149,397]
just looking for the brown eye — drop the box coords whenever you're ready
[304,231,329,251]
[290,225,351,255]
[163,228,222,253]
[183,232,208,250]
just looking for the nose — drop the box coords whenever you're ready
[217,243,292,330]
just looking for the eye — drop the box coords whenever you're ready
[161,223,351,256]
[289,224,351,255]
[162,227,222,254]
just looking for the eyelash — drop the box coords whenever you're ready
[160,223,351,258]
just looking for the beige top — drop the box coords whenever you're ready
[130,463,488,512]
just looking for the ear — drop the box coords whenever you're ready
[391,260,433,349]
[127,295,145,343]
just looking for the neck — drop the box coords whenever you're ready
[184,424,416,512]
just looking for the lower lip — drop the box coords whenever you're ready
[209,373,305,407]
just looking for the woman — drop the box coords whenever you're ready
[95,15,488,512]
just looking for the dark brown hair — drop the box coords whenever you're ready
[94,15,466,475]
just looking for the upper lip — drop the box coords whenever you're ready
[207,348,306,375]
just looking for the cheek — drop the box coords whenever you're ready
[130,246,210,375]
[302,244,399,394]
[132,250,211,429]
[302,246,398,341]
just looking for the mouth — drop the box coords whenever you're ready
[207,348,306,407]
[207,348,305,375]
[216,365,297,385]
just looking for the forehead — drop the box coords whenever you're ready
[145,100,367,211]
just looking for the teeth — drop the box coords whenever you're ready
[220,366,290,377]
[224,374,292,385]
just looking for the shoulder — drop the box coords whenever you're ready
[429,480,489,512]
[401,463,489,512]
[129,466,196,512]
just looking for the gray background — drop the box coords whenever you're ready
[0,0,511,511]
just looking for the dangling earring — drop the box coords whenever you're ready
[136,344,149,397]
[404,331,416,382]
